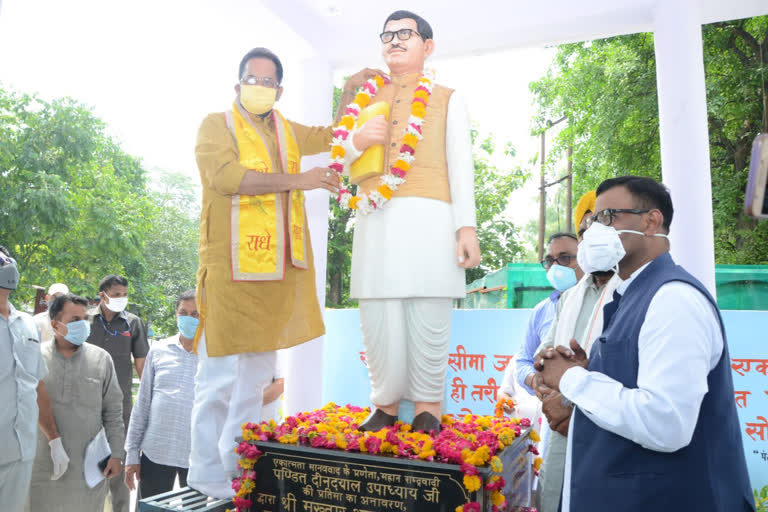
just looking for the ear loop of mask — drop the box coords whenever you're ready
[613,230,670,276]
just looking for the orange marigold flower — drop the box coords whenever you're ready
[414,89,429,101]
[463,474,482,493]
[348,196,360,209]
[393,159,410,171]
[491,490,505,507]
[402,133,419,147]
[331,145,345,159]
[411,102,426,117]
[340,115,355,130]
[534,456,543,471]
[354,92,371,108]
[377,185,393,200]
[373,75,385,88]
[529,429,541,442]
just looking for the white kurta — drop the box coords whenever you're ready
[350,92,477,299]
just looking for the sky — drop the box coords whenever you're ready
[0,0,564,232]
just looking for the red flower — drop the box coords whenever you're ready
[464,502,481,512]
[364,436,382,454]
[460,462,479,476]
[233,497,252,509]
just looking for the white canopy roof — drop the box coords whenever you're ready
[268,0,768,66]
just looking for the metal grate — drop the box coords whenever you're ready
[138,487,232,511]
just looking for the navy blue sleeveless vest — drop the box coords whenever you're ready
[569,252,755,511]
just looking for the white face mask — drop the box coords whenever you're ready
[577,222,668,274]
[104,295,128,313]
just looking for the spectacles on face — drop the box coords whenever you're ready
[541,254,576,270]
[586,208,650,228]
[379,28,422,44]
[240,76,278,89]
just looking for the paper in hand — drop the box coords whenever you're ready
[84,428,111,488]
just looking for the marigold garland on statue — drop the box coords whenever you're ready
[227,403,541,512]
[330,74,434,214]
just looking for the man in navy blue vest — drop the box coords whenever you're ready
[535,176,755,512]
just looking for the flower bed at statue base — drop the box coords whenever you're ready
[228,404,541,512]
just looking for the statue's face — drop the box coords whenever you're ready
[381,18,433,74]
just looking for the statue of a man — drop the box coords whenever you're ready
[347,10,480,432]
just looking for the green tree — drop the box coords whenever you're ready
[0,86,201,336]
[141,169,201,337]
[0,87,154,305]
[467,130,529,283]
[529,16,768,264]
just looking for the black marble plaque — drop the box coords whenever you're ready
[245,429,531,512]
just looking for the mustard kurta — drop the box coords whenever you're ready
[195,111,332,357]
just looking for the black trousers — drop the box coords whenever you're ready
[138,452,189,503]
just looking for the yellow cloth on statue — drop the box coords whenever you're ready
[194,110,332,357]
[349,101,390,185]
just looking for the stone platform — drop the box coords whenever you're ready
[244,428,532,512]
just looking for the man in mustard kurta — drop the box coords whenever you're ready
[189,47,382,498]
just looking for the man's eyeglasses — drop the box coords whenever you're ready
[240,76,278,89]
[379,28,422,44]
[541,254,576,270]
[586,208,650,228]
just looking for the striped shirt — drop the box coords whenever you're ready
[124,334,197,467]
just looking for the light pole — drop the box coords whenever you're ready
[537,115,567,262]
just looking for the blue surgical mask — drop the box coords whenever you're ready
[62,320,90,346]
[546,264,578,292]
[177,315,199,339]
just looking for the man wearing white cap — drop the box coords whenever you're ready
[33,283,69,343]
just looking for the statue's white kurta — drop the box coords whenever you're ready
[349,92,477,406]
[350,93,477,300]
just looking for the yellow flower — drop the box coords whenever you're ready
[331,145,345,159]
[402,133,419,148]
[348,196,360,209]
[534,456,543,471]
[340,115,355,130]
[377,184,393,200]
[411,102,426,118]
[455,507,464,512]
[490,456,503,473]
[441,415,454,425]
[529,429,541,442]
[414,89,429,101]
[463,474,482,493]
[393,159,410,171]
[491,490,505,507]
[354,92,371,108]
[373,75,385,88]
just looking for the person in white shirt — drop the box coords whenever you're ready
[536,176,754,512]
[0,246,65,512]
[33,283,69,343]
[124,290,198,502]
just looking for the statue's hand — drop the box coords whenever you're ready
[352,115,390,151]
[456,227,480,268]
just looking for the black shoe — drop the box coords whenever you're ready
[411,412,441,434]
[358,409,398,432]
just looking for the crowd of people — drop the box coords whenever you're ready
[0,264,284,512]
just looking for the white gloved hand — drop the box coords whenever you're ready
[49,437,70,480]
